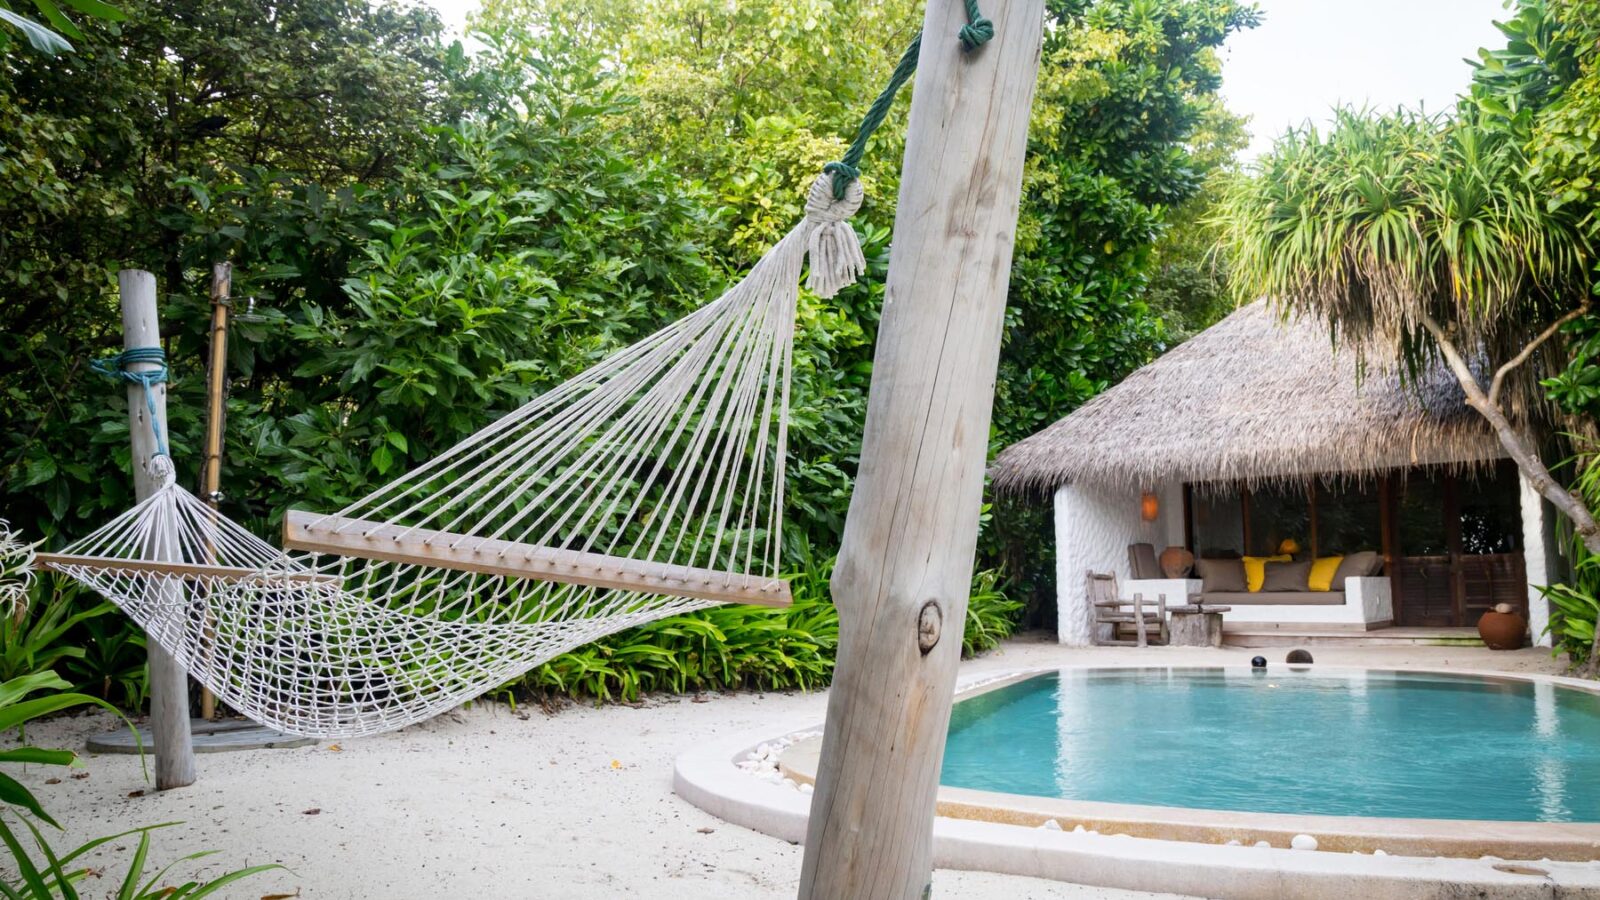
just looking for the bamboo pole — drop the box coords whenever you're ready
[117,269,197,790]
[197,262,231,721]
[796,0,1043,896]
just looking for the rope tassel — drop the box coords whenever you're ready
[803,176,866,299]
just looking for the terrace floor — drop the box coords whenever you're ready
[11,634,1576,899]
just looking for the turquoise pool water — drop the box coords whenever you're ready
[940,668,1600,823]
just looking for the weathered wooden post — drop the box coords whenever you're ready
[796,0,1043,896]
[118,269,197,789]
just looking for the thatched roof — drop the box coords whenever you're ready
[989,302,1505,494]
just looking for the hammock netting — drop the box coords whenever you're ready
[44,176,865,738]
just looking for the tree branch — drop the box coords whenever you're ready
[1417,310,1600,556]
[1488,301,1592,407]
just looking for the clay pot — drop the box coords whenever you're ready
[1159,546,1195,579]
[1477,605,1527,651]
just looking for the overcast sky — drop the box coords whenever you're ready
[420,0,1511,159]
[1221,0,1508,157]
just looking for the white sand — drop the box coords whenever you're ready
[9,636,1570,899]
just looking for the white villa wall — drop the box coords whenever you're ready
[1520,475,1556,648]
[1053,482,1173,646]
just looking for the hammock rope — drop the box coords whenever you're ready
[91,347,171,457]
[825,0,992,199]
[41,8,994,739]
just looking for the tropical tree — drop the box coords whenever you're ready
[1216,108,1596,548]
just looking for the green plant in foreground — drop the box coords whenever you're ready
[1543,443,1600,672]
[0,580,116,687]
[0,670,282,899]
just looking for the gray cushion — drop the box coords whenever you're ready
[1260,559,1311,592]
[1201,591,1347,607]
[1196,558,1245,594]
[1332,551,1383,590]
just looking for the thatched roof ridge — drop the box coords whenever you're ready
[989,302,1505,494]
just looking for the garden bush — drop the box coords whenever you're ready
[1,0,1261,709]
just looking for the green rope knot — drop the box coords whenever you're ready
[823,161,861,202]
[91,346,171,458]
[959,0,994,51]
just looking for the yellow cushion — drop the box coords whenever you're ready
[1242,555,1291,592]
[1308,556,1344,592]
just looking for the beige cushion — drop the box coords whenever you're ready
[1202,591,1347,607]
[1260,559,1311,592]
[1196,558,1246,593]
[1332,551,1383,590]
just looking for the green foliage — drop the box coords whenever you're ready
[1543,441,1600,666]
[0,670,107,829]
[518,539,1014,703]
[0,581,113,687]
[1,0,1265,705]
[0,673,278,899]
[1213,107,1593,417]
[0,0,123,56]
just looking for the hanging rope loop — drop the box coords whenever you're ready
[822,0,996,200]
[91,346,171,458]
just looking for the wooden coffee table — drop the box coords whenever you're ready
[1168,604,1230,647]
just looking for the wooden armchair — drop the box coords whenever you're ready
[1086,570,1168,647]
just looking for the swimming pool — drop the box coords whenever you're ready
[940,668,1600,823]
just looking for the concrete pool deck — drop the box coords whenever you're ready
[12,635,1598,898]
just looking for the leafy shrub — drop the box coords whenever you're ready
[519,539,1015,704]
[0,671,281,899]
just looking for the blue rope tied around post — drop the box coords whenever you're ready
[824,0,995,199]
[91,346,171,458]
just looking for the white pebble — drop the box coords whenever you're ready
[1072,825,1087,833]
[1373,849,1388,857]
[1291,834,1318,851]
[1254,841,1272,848]
[1225,840,1241,846]
[1039,819,1062,831]
[799,783,813,795]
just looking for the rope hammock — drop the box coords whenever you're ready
[40,9,993,739]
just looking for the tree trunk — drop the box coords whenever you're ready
[1420,313,1600,559]
[796,2,1044,897]
[1417,312,1600,675]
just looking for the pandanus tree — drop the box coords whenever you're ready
[1213,107,1598,560]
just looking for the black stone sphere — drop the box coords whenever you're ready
[1286,649,1314,665]
[1250,656,1267,669]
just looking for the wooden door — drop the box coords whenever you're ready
[1388,463,1527,627]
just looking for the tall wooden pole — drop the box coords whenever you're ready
[796,0,1043,896]
[197,262,231,721]
[118,269,197,789]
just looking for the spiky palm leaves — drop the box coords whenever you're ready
[1215,108,1591,419]
[1213,107,1599,559]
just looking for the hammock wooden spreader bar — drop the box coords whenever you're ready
[35,551,338,585]
[281,511,792,607]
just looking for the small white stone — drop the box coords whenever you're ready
[1072,825,1087,833]
[1373,849,1388,857]
[1291,834,1318,851]
[799,783,813,795]
[1254,841,1272,849]
[1225,840,1241,846]
[1039,819,1062,831]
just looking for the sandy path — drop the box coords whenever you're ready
[8,636,1569,899]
